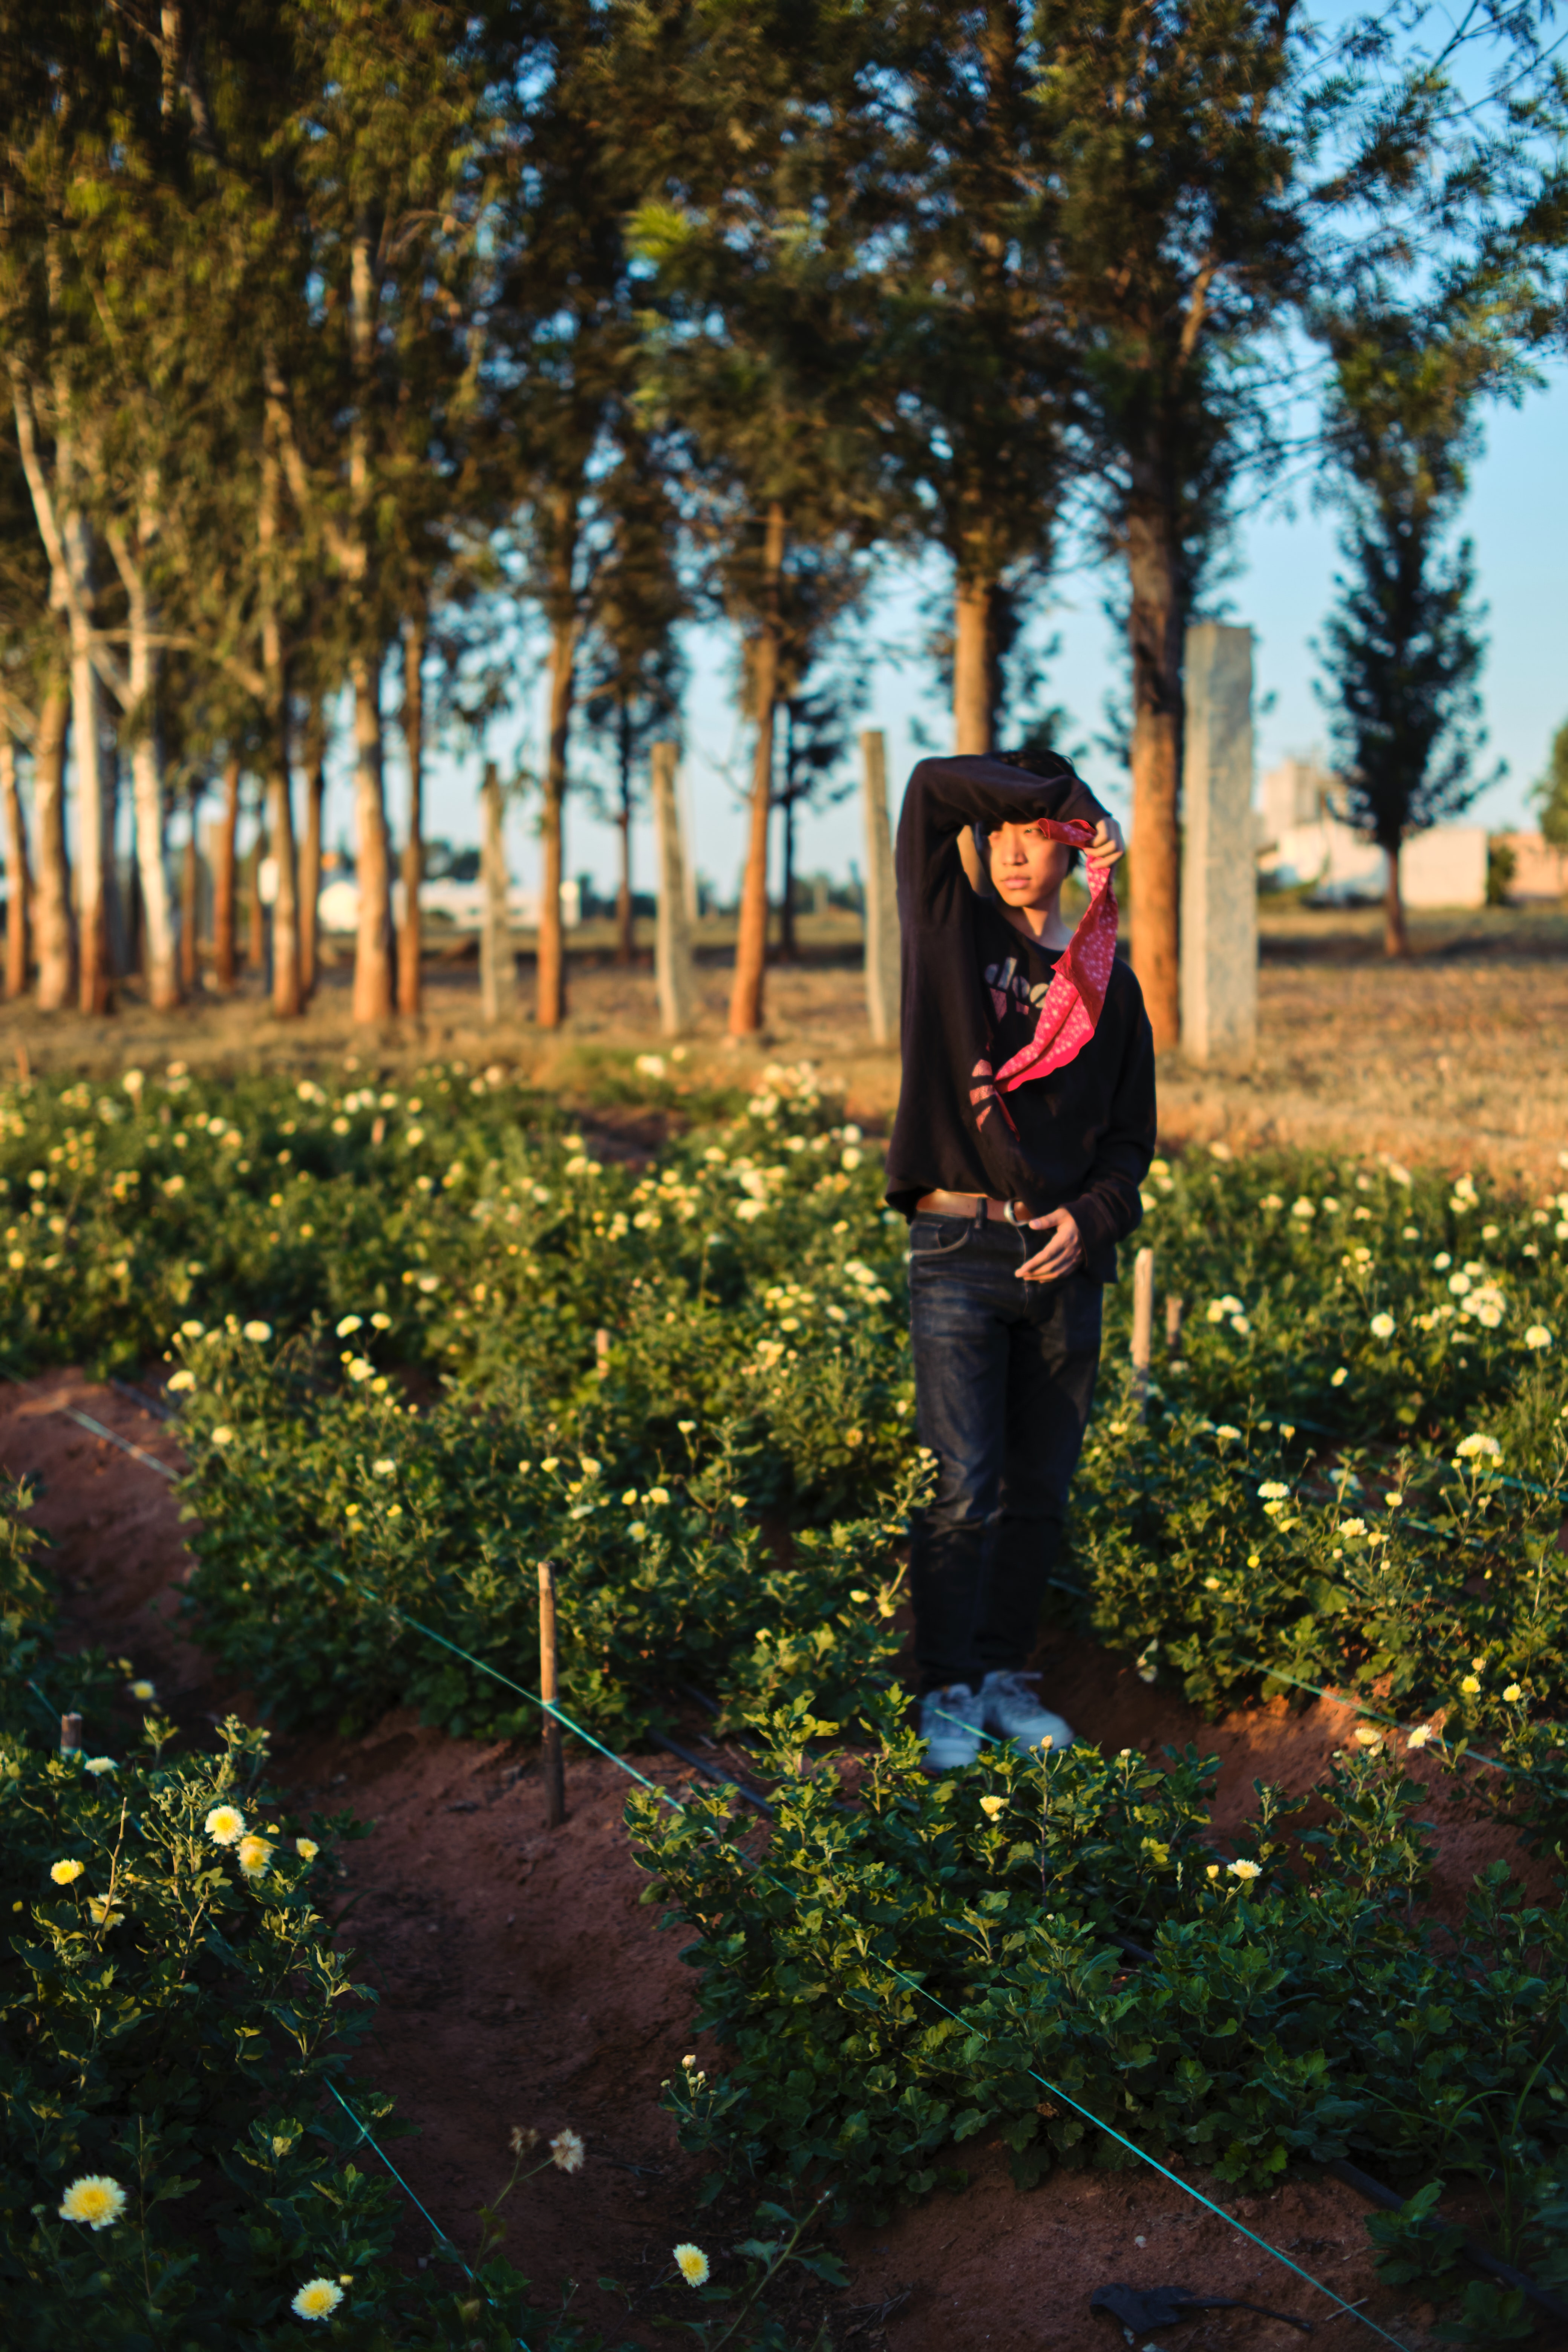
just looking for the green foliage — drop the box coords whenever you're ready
[1534,719,1568,851]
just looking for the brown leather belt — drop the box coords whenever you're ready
[914,1189,1029,1224]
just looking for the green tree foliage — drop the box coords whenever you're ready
[1534,720,1568,849]
[1314,299,1511,956]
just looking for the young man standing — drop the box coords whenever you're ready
[884,749,1156,1769]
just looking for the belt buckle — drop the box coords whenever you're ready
[1003,1198,1027,1228]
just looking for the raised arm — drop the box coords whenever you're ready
[895,753,1112,928]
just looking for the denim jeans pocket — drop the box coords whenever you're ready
[908,1214,975,1261]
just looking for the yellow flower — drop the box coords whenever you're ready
[1228,1859,1262,1882]
[1460,1675,1481,1697]
[87,1894,126,1929]
[978,1794,1006,1820]
[291,2278,344,2321]
[129,1680,156,1702]
[50,1857,86,1885]
[674,2243,710,2288]
[58,2174,126,2230]
[211,1426,234,1447]
[1503,1683,1523,1703]
[295,1837,319,1864]
[1407,1726,1433,1750]
[242,1320,272,1342]
[237,1833,273,1880]
[550,2127,586,2173]
[206,1804,246,1845]
[1353,1726,1383,1748]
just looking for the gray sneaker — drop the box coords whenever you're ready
[919,1683,985,1771]
[978,1669,1074,1756]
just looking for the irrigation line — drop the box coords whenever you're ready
[0,1361,178,1480]
[332,1568,1408,2349]
[323,2079,532,2352]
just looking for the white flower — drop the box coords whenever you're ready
[1406,1726,1433,1750]
[1330,1367,1348,1387]
[211,1425,234,1446]
[166,1369,196,1392]
[1448,1271,1472,1296]
[1290,1198,1316,1220]
[1340,1518,1367,1539]
[1214,1424,1241,1442]
[346,1359,373,1383]
[674,2243,710,2288]
[1525,1326,1553,1350]
[83,1756,116,1775]
[550,2127,586,2172]
[206,1803,246,1844]
[336,1314,363,1337]
[58,2175,127,2230]
[242,1319,272,1342]
[1257,1481,1289,1501]
[1370,1313,1395,1339]
[1228,1859,1262,1881]
[291,2278,344,2321]
[635,1053,667,1078]
[1455,1433,1502,1461]
[372,1459,396,1478]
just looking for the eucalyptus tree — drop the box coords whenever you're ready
[885,1,1074,765]
[624,0,898,1037]
[576,425,689,963]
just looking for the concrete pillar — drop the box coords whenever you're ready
[861,729,899,1046]
[651,739,696,1036]
[1180,624,1256,1067]
[479,760,512,1023]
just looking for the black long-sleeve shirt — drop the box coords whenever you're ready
[884,753,1157,1279]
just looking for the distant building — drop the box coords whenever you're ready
[1256,759,1489,909]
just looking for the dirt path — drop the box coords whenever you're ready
[3,1368,1514,2350]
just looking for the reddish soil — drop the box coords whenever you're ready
[6,1366,1555,2351]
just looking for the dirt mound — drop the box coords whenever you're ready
[1,1368,1490,2349]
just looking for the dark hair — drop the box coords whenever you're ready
[985,744,1083,873]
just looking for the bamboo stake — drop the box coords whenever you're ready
[537,1560,565,1828]
[60,1711,82,1756]
[594,1328,610,1380]
[1131,1247,1155,1415]
[1166,1294,1185,1354]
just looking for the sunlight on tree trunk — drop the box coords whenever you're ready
[31,686,74,1011]
[179,784,200,995]
[299,706,324,1002]
[351,648,394,1023]
[270,741,301,1018]
[1384,841,1410,959]
[398,615,425,1018]
[2,731,31,1000]
[71,635,110,1014]
[213,755,240,991]
[729,502,786,1038]
[1127,496,1182,1050]
[537,611,578,1031]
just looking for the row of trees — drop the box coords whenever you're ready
[0,3,1562,1042]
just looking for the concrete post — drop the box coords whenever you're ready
[651,739,696,1036]
[479,760,511,1023]
[861,729,899,1046]
[1179,624,1256,1067]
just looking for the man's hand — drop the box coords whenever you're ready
[1016,1206,1083,1283]
[1085,815,1125,872]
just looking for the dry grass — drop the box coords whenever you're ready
[5,899,1566,1181]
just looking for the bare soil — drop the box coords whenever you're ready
[11,1370,1556,2348]
[5,900,1568,1184]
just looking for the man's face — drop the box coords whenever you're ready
[988,820,1073,909]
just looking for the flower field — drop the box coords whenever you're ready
[4,1054,1568,2344]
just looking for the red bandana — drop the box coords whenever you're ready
[970,819,1118,1132]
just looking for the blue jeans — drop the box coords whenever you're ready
[907,1209,1102,1691]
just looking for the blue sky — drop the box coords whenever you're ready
[364,353,1565,906]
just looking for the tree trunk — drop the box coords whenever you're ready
[126,573,181,1008]
[616,703,634,964]
[1125,483,1183,1050]
[2,729,31,999]
[350,646,394,1022]
[299,703,324,1000]
[729,501,786,1038]
[213,755,240,989]
[71,630,111,1014]
[537,610,578,1029]
[398,613,425,1016]
[269,738,301,1018]
[31,685,74,1009]
[1383,840,1409,959]
[248,818,267,974]
[180,784,200,994]
[103,737,130,981]
[953,572,996,756]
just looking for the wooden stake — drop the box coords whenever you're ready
[1165,1294,1185,1354]
[60,1711,82,1756]
[594,1328,610,1380]
[537,1560,565,1829]
[1131,1247,1155,1414]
